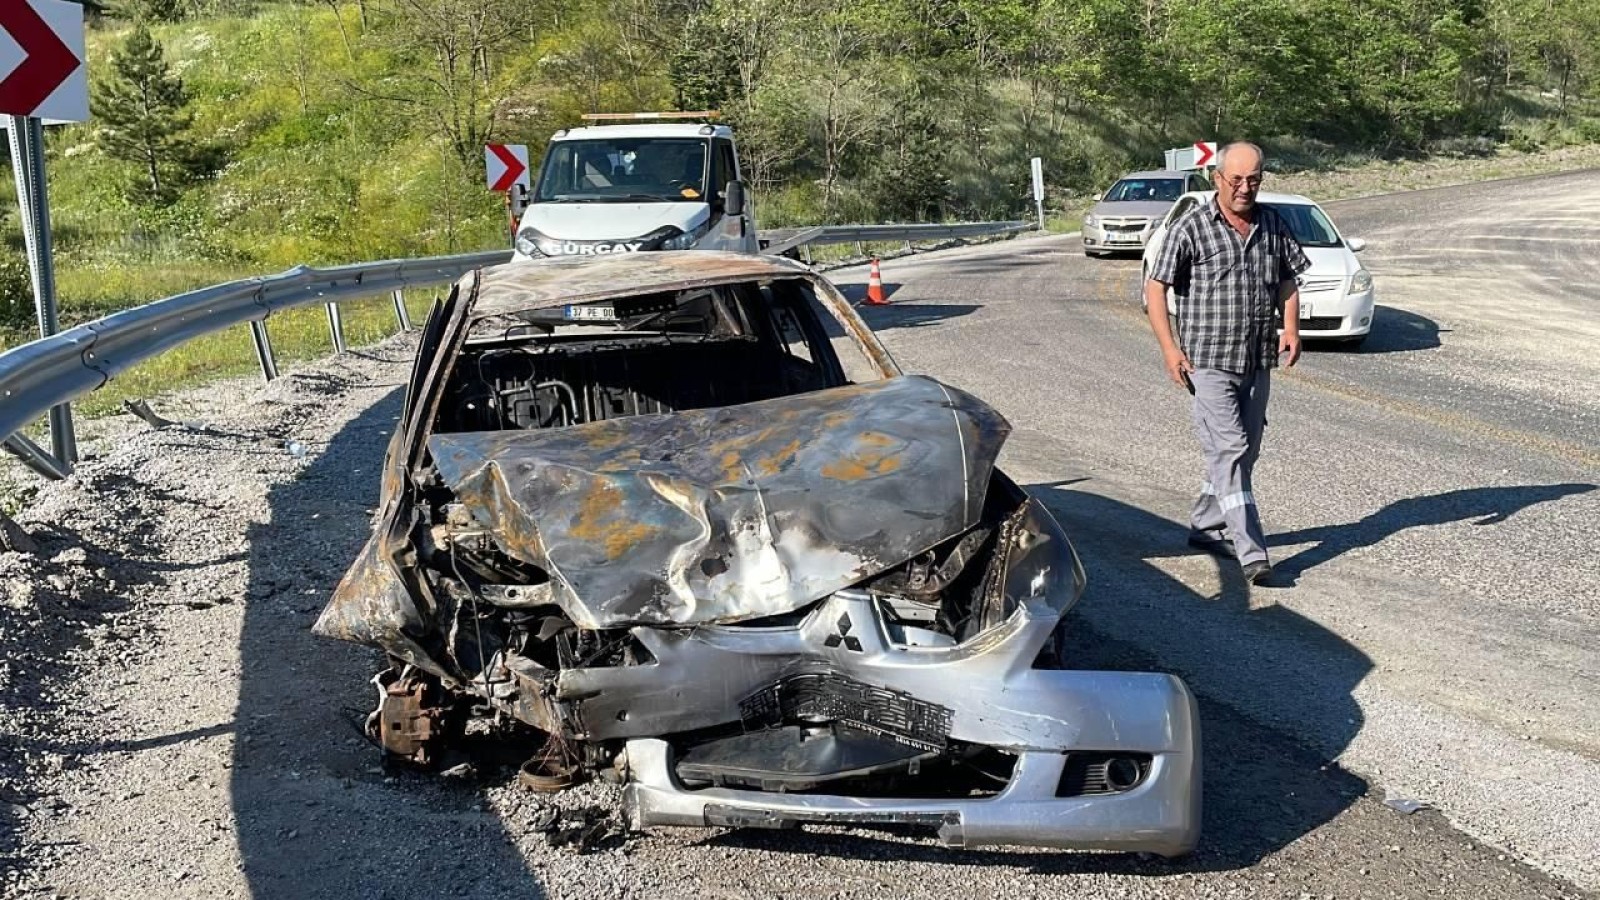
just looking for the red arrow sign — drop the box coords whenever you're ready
[0,0,81,118]
[1194,141,1217,168]
[486,143,528,192]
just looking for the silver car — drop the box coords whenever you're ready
[315,252,1200,856]
[1083,170,1211,257]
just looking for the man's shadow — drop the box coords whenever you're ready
[1271,484,1595,582]
[232,371,547,899]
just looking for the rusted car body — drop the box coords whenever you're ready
[315,251,1200,855]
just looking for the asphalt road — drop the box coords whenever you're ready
[4,172,1596,900]
[828,168,1600,892]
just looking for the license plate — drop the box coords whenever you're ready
[1299,302,1312,319]
[564,304,616,321]
[1108,234,1137,243]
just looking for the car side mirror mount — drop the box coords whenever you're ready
[725,181,746,217]
[1347,237,1367,253]
[1093,192,1103,202]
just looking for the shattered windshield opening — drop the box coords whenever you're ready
[535,138,710,203]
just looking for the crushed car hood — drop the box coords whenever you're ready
[427,375,1009,629]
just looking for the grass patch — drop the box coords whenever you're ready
[65,291,434,419]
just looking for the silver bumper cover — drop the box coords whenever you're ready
[622,670,1201,856]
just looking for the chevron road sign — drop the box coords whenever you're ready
[0,0,88,123]
[485,143,530,192]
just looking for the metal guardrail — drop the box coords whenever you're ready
[761,221,1033,258]
[0,249,510,479]
[0,220,1031,481]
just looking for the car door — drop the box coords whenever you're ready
[1142,195,1201,312]
[707,138,757,252]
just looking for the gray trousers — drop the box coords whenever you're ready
[1188,368,1271,564]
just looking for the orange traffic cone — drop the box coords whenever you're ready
[865,258,888,305]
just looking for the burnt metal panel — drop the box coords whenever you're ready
[427,375,1009,629]
[468,252,814,320]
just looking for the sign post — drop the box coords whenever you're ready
[1030,157,1045,230]
[2,0,89,469]
[485,143,531,243]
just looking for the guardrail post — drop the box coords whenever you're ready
[3,432,71,481]
[10,115,78,466]
[249,320,279,381]
[392,289,412,332]
[855,240,865,257]
[326,302,348,354]
[802,244,813,265]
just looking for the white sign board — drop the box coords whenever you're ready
[0,0,89,124]
[1164,141,1218,171]
[1029,156,1045,228]
[485,143,530,192]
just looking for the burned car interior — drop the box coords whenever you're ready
[316,253,1200,856]
[439,281,842,433]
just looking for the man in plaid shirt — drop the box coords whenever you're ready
[1143,142,1310,585]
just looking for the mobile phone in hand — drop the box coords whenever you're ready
[1182,370,1195,395]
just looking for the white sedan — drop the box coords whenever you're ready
[1141,191,1376,347]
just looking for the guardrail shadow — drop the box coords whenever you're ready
[696,482,1372,875]
[234,378,546,898]
[1270,483,1595,584]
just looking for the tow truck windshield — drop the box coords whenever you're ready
[534,138,710,204]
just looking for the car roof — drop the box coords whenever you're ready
[551,123,732,141]
[468,251,814,318]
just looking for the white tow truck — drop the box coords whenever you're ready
[511,112,759,261]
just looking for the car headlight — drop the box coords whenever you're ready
[1004,498,1085,617]
[1350,268,1373,293]
[653,220,711,251]
[1084,214,1099,227]
[514,230,542,258]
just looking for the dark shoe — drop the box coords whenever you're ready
[1187,532,1234,558]
[1242,560,1274,585]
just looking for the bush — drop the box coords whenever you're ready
[0,254,37,333]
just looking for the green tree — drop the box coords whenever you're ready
[92,24,195,202]
[363,0,537,170]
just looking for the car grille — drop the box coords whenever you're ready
[1301,316,1344,331]
[1102,220,1147,233]
[1298,277,1344,295]
[740,673,954,752]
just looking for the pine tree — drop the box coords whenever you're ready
[92,24,193,202]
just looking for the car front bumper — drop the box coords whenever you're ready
[622,669,1202,856]
[1295,289,1376,338]
[1083,223,1152,251]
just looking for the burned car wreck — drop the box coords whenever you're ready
[315,252,1200,855]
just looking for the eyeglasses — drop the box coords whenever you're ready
[1222,174,1265,189]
